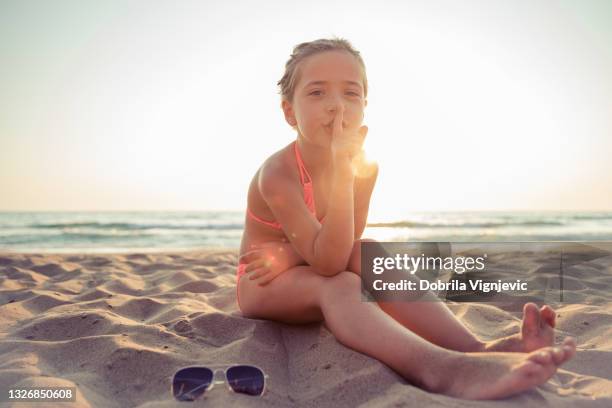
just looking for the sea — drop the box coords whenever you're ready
[1,211,611,253]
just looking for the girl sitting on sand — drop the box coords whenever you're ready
[236,37,575,400]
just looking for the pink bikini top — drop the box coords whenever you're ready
[247,141,322,230]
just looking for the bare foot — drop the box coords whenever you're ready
[427,337,576,400]
[484,303,556,353]
[521,303,556,352]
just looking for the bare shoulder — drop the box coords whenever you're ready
[258,143,298,197]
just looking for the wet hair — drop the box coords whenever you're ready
[277,37,368,103]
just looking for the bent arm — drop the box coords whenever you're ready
[311,156,356,275]
[259,156,356,277]
[354,162,379,239]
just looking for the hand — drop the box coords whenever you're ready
[239,241,304,286]
[351,148,378,178]
[329,106,368,161]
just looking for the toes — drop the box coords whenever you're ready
[551,347,565,365]
[529,349,553,365]
[522,303,540,336]
[529,349,561,382]
[540,305,556,328]
[560,337,577,362]
[546,338,576,366]
[562,337,576,348]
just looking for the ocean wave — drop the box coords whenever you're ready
[29,221,244,231]
[565,214,612,221]
[366,220,566,228]
[2,211,611,253]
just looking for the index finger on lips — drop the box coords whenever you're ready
[332,105,344,139]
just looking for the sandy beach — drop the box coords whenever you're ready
[1,249,611,407]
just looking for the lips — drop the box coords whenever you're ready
[324,121,347,128]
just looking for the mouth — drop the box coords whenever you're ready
[323,121,347,130]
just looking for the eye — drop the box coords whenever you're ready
[346,91,361,97]
[309,90,323,96]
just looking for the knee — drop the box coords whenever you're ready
[237,284,258,318]
[322,271,362,301]
[334,270,362,284]
[237,278,270,318]
[347,238,379,276]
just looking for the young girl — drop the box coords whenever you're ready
[236,38,576,400]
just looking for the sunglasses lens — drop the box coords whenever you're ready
[226,365,265,396]
[172,367,214,401]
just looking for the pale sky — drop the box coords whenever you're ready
[1,0,611,220]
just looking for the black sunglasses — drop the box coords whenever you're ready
[172,364,268,400]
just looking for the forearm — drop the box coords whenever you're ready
[312,157,355,275]
[353,161,379,240]
[285,243,308,268]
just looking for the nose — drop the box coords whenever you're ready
[327,100,345,114]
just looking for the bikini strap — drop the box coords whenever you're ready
[293,141,318,217]
[293,141,312,185]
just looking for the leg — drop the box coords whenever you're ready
[348,239,556,352]
[238,266,576,399]
[238,266,451,376]
[347,239,483,351]
[237,266,325,323]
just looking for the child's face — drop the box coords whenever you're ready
[283,51,367,147]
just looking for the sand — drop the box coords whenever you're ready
[0,249,611,407]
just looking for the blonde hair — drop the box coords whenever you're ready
[277,37,368,103]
